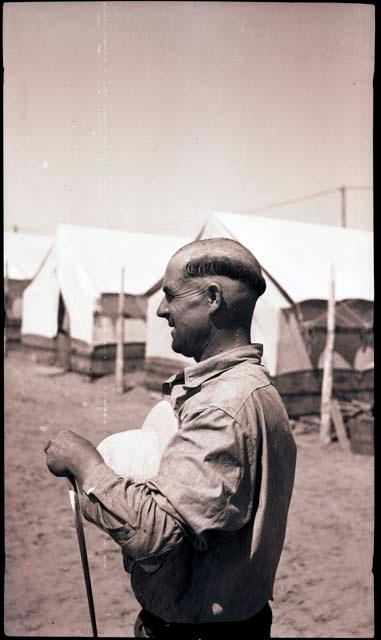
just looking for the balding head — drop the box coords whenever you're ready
[157,238,266,361]
[172,237,266,299]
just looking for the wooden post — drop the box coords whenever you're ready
[320,264,335,445]
[339,185,346,228]
[330,398,351,452]
[115,267,125,394]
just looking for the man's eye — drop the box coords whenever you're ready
[165,292,174,302]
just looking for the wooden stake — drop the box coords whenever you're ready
[339,185,347,228]
[320,264,335,445]
[330,398,351,452]
[115,267,125,394]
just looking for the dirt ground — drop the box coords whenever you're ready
[4,349,374,637]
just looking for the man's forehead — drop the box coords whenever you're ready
[163,254,187,288]
[165,245,204,272]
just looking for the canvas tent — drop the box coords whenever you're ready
[145,212,373,415]
[21,224,188,375]
[4,231,52,341]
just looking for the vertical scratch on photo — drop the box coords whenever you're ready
[97,2,109,426]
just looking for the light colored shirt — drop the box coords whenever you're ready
[80,344,297,624]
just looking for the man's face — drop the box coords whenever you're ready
[156,255,212,360]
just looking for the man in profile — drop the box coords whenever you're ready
[45,238,297,639]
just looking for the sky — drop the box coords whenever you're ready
[4,2,374,237]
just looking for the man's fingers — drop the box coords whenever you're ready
[43,430,99,482]
[46,455,69,477]
[47,466,68,478]
[44,440,68,477]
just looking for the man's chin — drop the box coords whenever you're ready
[171,340,183,355]
[171,337,192,358]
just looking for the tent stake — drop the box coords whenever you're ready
[330,398,351,452]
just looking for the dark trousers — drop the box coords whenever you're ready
[134,602,272,638]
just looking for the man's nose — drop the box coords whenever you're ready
[157,296,169,318]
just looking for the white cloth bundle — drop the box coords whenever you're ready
[96,400,178,482]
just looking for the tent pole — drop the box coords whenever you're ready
[339,185,346,228]
[115,267,125,394]
[320,264,335,445]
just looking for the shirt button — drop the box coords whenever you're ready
[212,603,223,616]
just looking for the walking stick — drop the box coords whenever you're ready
[68,477,98,637]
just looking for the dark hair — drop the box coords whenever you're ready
[183,256,266,297]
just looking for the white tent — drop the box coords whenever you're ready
[4,232,52,339]
[4,231,52,281]
[145,212,373,391]
[203,212,373,302]
[22,224,188,374]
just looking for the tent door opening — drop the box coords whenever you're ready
[56,294,71,371]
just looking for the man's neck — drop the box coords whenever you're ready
[198,328,251,362]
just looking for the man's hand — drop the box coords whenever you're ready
[44,429,104,486]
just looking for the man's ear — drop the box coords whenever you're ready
[207,283,223,312]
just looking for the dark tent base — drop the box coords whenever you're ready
[145,357,185,392]
[5,281,31,343]
[21,334,145,377]
[5,318,22,343]
[144,357,374,419]
[273,368,374,417]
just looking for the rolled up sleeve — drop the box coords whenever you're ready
[79,463,184,572]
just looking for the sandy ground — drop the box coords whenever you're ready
[4,349,374,637]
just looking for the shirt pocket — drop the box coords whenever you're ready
[130,541,193,613]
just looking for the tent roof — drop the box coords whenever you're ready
[4,232,52,280]
[203,212,373,302]
[55,224,190,296]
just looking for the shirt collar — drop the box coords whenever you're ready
[163,343,263,393]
